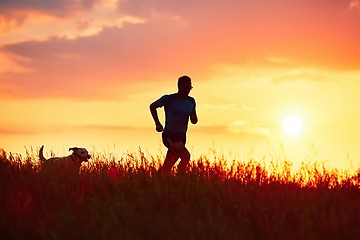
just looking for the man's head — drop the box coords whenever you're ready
[177,75,193,95]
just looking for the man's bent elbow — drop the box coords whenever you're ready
[149,102,157,111]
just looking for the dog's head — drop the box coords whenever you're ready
[69,147,91,162]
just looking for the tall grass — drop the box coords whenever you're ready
[0,148,359,240]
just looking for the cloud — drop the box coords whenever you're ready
[226,120,270,138]
[266,57,291,64]
[0,123,136,136]
[269,68,335,84]
[349,0,360,9]
[0,0,143,42]
[0,126,35,135]
[0,0,99,17]
[0,18,193,99]
[202,103,256,112]
[0,1,101,34]
[193,121,270,139]
[193,125,228,135]
[79,124,136,132]
[1,0,360,100]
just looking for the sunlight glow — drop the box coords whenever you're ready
[283,116,303,136]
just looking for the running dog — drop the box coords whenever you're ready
[39,145,91,173]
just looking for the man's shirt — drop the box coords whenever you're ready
[154,93,196,138]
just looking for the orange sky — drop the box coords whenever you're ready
[1,0,360,169]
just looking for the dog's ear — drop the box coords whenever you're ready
[69,147,79,152]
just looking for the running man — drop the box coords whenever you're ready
[149,75,198,174]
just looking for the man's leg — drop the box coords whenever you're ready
[177,145,191,175]
[159,149,179,175]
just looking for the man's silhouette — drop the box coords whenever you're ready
[150,75,198,174]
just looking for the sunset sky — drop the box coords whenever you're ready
[1,0,360,168]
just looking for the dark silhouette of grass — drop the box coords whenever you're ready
[0,148,359,240]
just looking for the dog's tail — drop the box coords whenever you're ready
[39,145,47,162]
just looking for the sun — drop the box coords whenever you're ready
[283,116,303,136]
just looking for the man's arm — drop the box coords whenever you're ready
[149,102,164,132]
[190,110,198,124]
[190,99,198,124]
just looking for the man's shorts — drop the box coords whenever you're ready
[162,131,186,148]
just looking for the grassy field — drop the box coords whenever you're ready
[1,148,359,240]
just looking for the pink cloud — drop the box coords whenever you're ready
[0,19,205,99]
[0,0,101,33]
[1,0,360,100]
